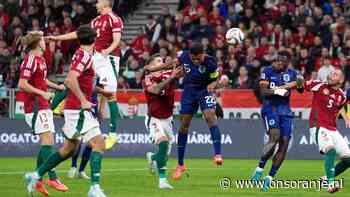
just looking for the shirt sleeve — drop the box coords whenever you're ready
[19,56,36,80]
[260,67,270,82]
[304,80,323,92]
[70,52,89,75]
[109,15,123,33]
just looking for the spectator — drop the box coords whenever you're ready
[234,66,253,89]
[317,57,335,82]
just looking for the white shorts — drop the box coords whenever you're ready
[63,110,101,143]
[93,52,120,92]
[310,127,350,158]
[145,115,174,144]
[25,109,55,135]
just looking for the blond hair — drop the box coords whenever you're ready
[21,31,44,50]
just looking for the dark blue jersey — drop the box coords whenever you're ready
[260,66,298,116]
[179,51,219,89]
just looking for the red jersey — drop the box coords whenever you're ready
[306,80,346,131]
[65,48,95,110]
[143,70,176,119]
[19,54,49,113]
[90,12,123,56]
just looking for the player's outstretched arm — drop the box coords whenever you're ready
[65,70,93,109]
[147,67,182,95]
[45,31,78,41]
[46,80,65,91]
[18,79,53,100]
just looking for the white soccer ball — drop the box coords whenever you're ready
[225,28,245,45]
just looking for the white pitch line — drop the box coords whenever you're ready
[0,167,219,175]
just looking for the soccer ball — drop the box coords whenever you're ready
[225,28,245,45]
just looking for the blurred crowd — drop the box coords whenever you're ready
[121,0,350,90]
[2,0,350,92]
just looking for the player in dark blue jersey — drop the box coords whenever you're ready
[172,43,223,180]
[251,51,304,191]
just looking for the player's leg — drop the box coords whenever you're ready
[251,113,279,181]
[172,114,193,180]
[49,88,68,110]
[25,109,68,195]
[202,108,223,165]
[317,127,338,193]
[199,92,223,165]
[146,116,174,189]
[262,116,291,192]
[25,138,79,195]
[333,131,350,178]
[85,128,107,197]
[78,144,92,179]
[172,91,198,180]
[68,141,82,178]
[95,55,120,150]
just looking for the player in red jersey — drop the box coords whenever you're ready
[25,26,108,197]
[143,54,183,189]
[18,31,68,196]
[305,69,350,193]
[47,0,123,150]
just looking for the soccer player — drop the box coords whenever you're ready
[172,42,223,180]
[25,26,108,197]
[143,54,183,189]
[305,70,350,193]
[48,0,123,150]
[18,31,68,196]
[250,51,304,191]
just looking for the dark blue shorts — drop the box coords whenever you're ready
[180,88,216,115]
[262,112,293,137]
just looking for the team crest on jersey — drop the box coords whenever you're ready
[323,88,330,95]
[283,74,290,82]
[269,119,275,126]
[198,65,206,73]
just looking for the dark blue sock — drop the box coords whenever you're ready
[268,164,280,177]
[79,145,92,172]
[71,142,82,168]
[177,132,188,166]
[258,159,267,169]
[209,125,221,155]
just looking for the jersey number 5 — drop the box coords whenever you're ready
[327,99,334,109]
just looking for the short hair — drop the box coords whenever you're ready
[21,31,43,50]
[145,53,161,66]
[190,42,204,56]
[277,50,291,59]
[76,25,96,45]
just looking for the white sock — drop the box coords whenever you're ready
[159,178,167,183]
[256,167,264,172]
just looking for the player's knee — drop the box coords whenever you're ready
[39,132,55,145]
[89,135,106,153]
[156,136,169,144]
[269,128,280,142]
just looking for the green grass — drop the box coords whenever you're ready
[0,157,349,196]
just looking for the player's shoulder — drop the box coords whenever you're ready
[21,54,39,68]
[262,65,273,74]
[73,48,92,64]
[107,12,123,23]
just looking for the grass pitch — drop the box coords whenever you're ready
[0,157,349,196]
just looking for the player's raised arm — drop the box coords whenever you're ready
[46,31,78,41]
